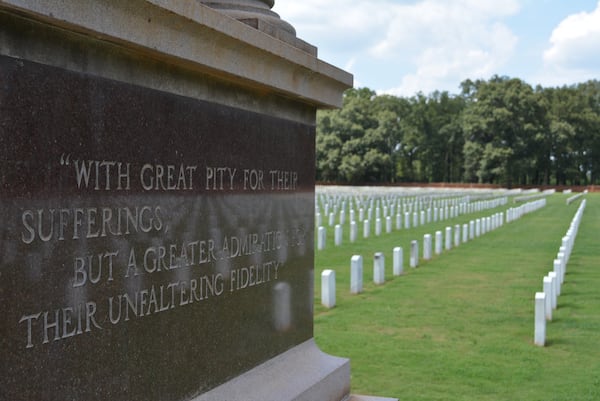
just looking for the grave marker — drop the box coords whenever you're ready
[374,253,385,285]
[350,221,358,243]
[424,234,432,260]
[335,224,343,246]
[318,226,326,250]
[322,270,336,308]
[435,231,443,255]
[454,224,460,247]
[543,276,553,320]
[534,292,546,346]
[410,241,419,268]
[393,247,404,276]
[350,255,363,294]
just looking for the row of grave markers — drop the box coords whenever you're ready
[316,195,510,251]
[321,198,548,308]
[534,197,587,346]
[566,190,587,205]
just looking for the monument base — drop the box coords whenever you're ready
[194,339,350,401]
[349,395,399,401]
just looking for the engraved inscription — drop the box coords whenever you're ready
[65,156,298,192]
[15,153,307,349]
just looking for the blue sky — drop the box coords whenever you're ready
[273,0,600,96]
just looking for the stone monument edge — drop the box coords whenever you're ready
[193,339,351,401]
[0,0,353,108]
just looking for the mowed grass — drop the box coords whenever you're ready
[314,193,600,401]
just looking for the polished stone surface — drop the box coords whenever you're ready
[0,54,316,401]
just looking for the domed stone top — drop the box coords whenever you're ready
[199,0,296,36]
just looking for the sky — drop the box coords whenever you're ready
[272,0,600,97]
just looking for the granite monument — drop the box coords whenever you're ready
[0,1,354,400]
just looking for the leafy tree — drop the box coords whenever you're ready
[315,78,600,186]
[460,76,547,186]
[316,88,400,183]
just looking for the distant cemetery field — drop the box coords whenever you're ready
[313,187,600,400]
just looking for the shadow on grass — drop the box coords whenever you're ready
[554,301,581,310]
[544,337,574,347]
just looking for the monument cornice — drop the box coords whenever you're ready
[0,0,353,108]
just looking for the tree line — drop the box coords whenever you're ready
[316,76,600,186]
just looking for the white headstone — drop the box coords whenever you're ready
[363,219,370,238]
[423,234,432,260]
[350,255,363,294]
[553,259,562,295]
[445,226,452,251]
[557,251,565,283]
[454,224,460,247]
[462,223,468,243]
[534,292,546,346]
[334,224,342,246]
[321,269,336,308]
[386,216,392,234]
[410,240,419,268]
[374,252,385,285]
[393,247,403,276]
[549,272,558,309]
[317,226,326,250]
[350,221,357,243]
[435,231,443,255]
[543,276,553,320]
[375,218,382,236]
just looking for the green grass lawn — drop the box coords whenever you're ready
[313,193,600,401]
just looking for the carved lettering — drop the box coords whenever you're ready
[17,154,305,351]
[73,160,131,190]
[140,163,197,190]
[243,169,265,190]
[20,206,165,244]
[19,302,102,349]
[72,251,117,287]
[205,166,236,190]
[269,170,298,190]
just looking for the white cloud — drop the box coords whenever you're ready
[540,1,600,86]
[370,0,519,95]
[274,0,521,96]
[274,0,389,49]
